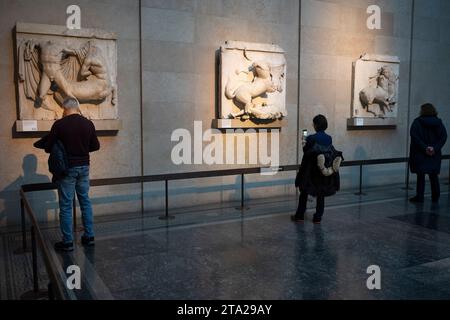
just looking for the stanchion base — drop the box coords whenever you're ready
[401,187,414,190]
[158,215,175,220]
[20,290,48,300]
[14,247,31,255]
[354,192,368,196]
[235,206,250,211]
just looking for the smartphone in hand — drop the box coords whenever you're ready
[302,129,308,146]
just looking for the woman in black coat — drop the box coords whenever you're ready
[292,115,342,224]
[409,103,447,203]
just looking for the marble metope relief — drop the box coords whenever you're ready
[352,54,400,119]
[16,23,118,121]
[219,41,287,127]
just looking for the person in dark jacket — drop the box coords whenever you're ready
[409,103,447,203]
[292,115,341,224]
[37,98,100,252]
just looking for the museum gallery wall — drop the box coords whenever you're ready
[0,0,449,227]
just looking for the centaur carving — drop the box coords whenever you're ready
[18,39,117,119]
[225,49,286,120]
[359,65,398,118]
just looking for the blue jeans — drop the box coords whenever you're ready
[57,166,94,243]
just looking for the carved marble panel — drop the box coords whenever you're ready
[352,53,400,120]
[15,23,118,124]
[217,41,287,128]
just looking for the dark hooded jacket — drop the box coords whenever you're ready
[409,116,447,175]
[295,131,342,197]
[34,135,69,183]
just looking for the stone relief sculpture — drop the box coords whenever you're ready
[225,59,286,120]
[359,65,398,117]
[216,41,287,128]
[15,23,120,131]
[352,54,400,119]
[19,40,117,119]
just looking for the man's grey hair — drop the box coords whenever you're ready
[63,97,80,109]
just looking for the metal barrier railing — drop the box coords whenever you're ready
[19,189,67,300]
[17,155,450,299]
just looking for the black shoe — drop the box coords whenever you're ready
[409,196,424,203]
[291,215,304,223]
[432,198,439,204]
[81,236,95,246]
[54,241,74,252]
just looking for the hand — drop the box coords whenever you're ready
[426,146,435,156]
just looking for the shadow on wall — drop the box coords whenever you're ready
[0,154,57,228]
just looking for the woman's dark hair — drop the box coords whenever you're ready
[420,103,438,117]
[313,114,328,132]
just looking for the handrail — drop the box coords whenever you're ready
[20,189,67,300]
[21,155,450,192]
[17,155,450,299]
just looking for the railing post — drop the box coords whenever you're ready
[354,164,367,196]
[236,173,249,211]
[159,179,174,220]
[406,168,410,187]
[165,179,169,217]
[241,173,245,209]
[15,196,30,255]
[31,226,39,293]
[20,225,48,300]
[402,160,413,190]
[21,198,27,251]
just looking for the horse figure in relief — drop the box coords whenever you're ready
[359,65,398,118]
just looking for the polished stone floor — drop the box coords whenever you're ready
[1,182,450,299]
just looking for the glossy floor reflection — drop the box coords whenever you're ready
[39,185,450,300]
